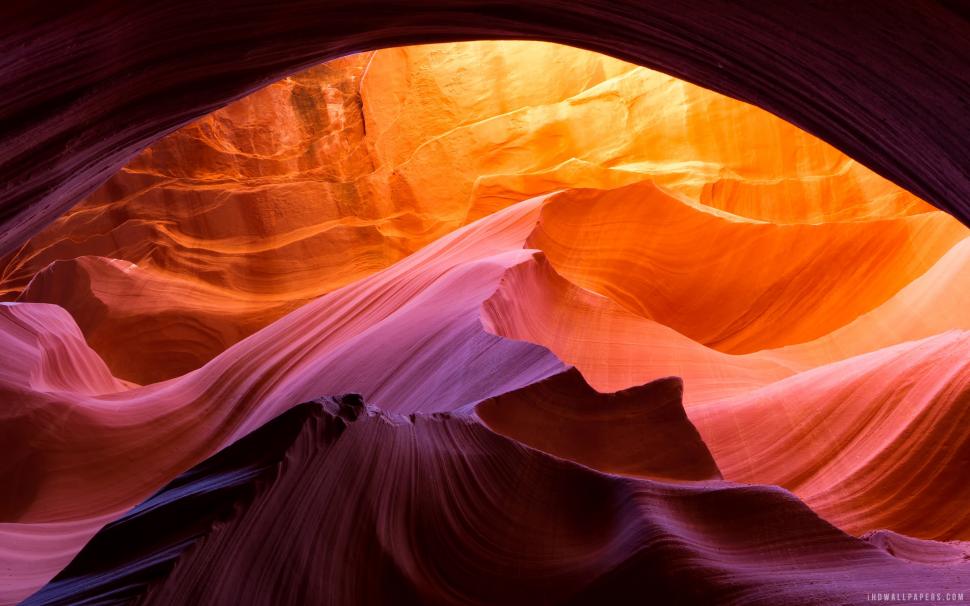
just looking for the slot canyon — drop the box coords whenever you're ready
[1,5,969,606]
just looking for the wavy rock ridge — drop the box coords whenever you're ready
[0,41,947,383]
[24,396,970,606]
[3,187,967,603]
[0,38,967,606]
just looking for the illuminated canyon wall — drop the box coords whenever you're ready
[2,40,968,606]
[0,42,947,383]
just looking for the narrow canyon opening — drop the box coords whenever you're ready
[4,40,968,606]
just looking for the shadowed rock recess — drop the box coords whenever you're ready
[23,396,970,606]
[1,16,968,606]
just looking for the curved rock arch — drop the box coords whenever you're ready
[1,1,968,255]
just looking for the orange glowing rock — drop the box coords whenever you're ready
[482,240,970,403]
[480,253,796,403]
[18,257,286,384]
[1,41,968,602]
[689,330,970,540]
[0,41,940,383]
[527,182,966,353]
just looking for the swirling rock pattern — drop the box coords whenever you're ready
[22,398,970,606]
[527,182,964,353]
[3,187,966,602]
[0,34,968,606]
[0,1,968,261]
[4,41,943,383]
[690,331,970,541]
[0,198,566,603]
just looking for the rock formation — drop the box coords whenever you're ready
[23,397,970,606]
[1,42,949,383]
[0,36,967,606]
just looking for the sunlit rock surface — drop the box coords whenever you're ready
[0,41,943,383]
[1,40,968,605]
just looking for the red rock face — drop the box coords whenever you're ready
[476,369,723,482]
[1,42,954,384]
[1,40,968,606]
